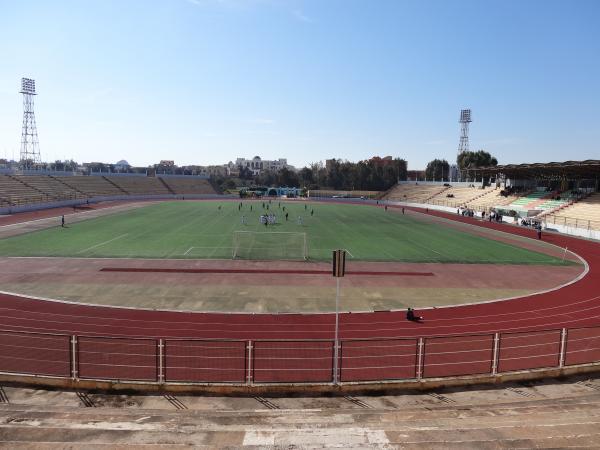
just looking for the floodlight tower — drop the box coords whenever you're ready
[458,109,471,155]
[19,77,41,169]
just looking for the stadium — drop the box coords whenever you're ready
[2,1,600,445]
[0,162,599,391]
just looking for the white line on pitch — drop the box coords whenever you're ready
[77,233,129,254]
[343,248,355,258]
[184,246,194,255]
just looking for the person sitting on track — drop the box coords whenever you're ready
[406,307,423,322]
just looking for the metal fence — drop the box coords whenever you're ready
[544,214,600,231]
[1,327,600,384]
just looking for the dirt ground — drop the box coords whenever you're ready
[0,257,583,312]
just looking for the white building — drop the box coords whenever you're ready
[114,160,131,172]
[234,156,294,176]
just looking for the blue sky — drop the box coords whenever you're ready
[0,0,598,169]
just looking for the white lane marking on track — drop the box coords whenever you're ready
[0,202,152,229]
[77,234,129,254]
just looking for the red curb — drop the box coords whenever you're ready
[99,267,435,276]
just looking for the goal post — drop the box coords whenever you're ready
[232,231,308,260]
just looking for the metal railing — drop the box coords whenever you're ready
[544,214,600,231]
[1,326,599,385]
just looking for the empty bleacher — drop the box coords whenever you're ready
[544,193,600,230]
[0,174,220,209]
[106,176,171,195]
[14,175,82,200]
[0,175,54,206]
[427,186,492,206]
[382,184,448,203]
[54,176,126,197]
[159,177,217,195]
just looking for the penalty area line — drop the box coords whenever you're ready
[183,246,234,255]
[77,233,129,254]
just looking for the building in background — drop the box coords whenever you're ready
[235,156,294,176]
[369,156,395,167]
[114,160,131,172]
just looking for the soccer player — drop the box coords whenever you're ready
[297,216,303,225]
[241,215,246,225]
[285,212,289,221]
[61,215,65,227]
[311,209,314,216]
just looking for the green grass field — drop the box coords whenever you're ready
[0,200,570,264]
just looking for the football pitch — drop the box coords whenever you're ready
[0,200,571,264]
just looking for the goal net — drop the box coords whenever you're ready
[232,231,308,260]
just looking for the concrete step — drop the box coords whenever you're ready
[2,399,600,448]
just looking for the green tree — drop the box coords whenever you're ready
[276,167,300,187]
[457,150,498,170]
[298,167,314,186]
[425,159,450,181]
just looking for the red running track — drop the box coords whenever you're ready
[0,206,598,342]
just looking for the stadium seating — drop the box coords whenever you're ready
[158,177,217,195]
[14,175,82,200]
[105,176,172,195]
[507,190,578,214]
[0,174,219,208]
[383,184,522,212]
[544,193,600,230]
[463,188,521,211]
[382,184,449,203]
[54,176,126,197]
[0,174,53,206]
[427,186,492,206]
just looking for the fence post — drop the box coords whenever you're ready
[491,333,500,375]
[158,339,164,383]
[559,328,567,368]
[416,338,424,380]
[247,340,253,385]
[70,335,78,380]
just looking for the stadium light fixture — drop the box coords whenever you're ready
[20,78,36,95]
[460,109,471,123]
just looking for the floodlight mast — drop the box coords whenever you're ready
[19,77,41,169]
[458,109,471,155]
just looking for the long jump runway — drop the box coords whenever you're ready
[0,206,598,341]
